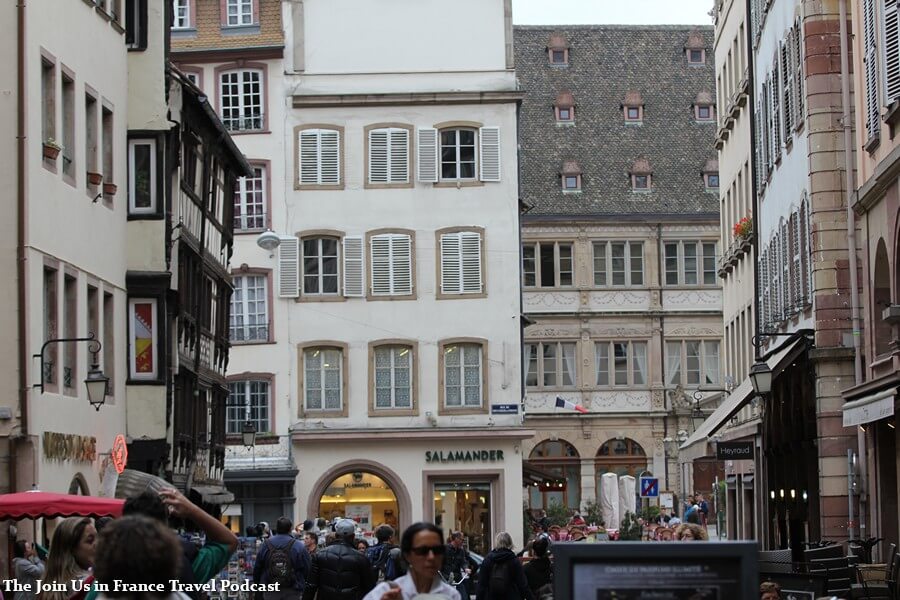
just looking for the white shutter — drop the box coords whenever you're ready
[460,231,483,293]
[864,0,880,139]
[793,19,804,121]
[370,235,392,296]
[319,129,340,185]
[417,128,438,182]
[479,126,501,182]
[299,130,319,185]
[342,236,364,297]
[770,65,782,162]
[277,237,300,298]
[391,234,413,295]
[781,39,794,135]
[368,129,389,184]
[791,212,802,306]
[760,249,770,329]
[780,220,790,314]
[440,233,462,294]
[801,196,812,304]
[885,0,900,103]
[389,128,409,183]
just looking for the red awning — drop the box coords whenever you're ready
[0,492,125,520]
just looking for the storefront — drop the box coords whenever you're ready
[293,428,532,551]
[223,438,297,533]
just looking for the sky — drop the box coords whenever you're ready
[511,0,715,26]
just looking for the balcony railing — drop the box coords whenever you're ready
[223,113,264,132]
[229,325,269,343]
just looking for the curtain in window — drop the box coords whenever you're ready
[704,341,720,385]
[633,342,648,385]
[562,343,577,386]
[525,344,538,387]
[595,343,609,385]
[686,341,701,385]
[665,342,682,385]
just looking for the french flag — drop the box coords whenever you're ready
[555,396,588,414]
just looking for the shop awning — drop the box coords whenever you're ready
[0,492,124,520]
[522,462,566,486]
[843,388,896,427]
[192,485,234,505]
[680,337,808,455]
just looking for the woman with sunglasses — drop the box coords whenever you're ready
[363,522,460,600]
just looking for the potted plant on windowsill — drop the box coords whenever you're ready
[103,182,117,196]
[43,138,62,160]
[733,216,753,251]
[87,171,103,186]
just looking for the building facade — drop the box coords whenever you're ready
[514,25,723,522]
[845,0,900,554]
[169,0,295,533]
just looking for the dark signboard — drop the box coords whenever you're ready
[491,404,519,414]
[716,441,754,460]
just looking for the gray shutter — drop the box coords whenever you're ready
[417,128,438,183]
[781,39,794,135]
[479,126,501,182]
[793,18,804,121]
[370,235,392,296]
[460,231,483,293]
[342,236,364,297]
[864,0,880,139]
[277,237,300,298]
[319,129,340,185]
[440,233,461,294]
[299,130,319,185]
[885,0,900,103]
[391,234,413,295]
[389,128,409,183]
[368,129,389,184]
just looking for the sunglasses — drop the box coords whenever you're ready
[409,545,446,556]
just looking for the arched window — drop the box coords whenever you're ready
[594,439,647,495]
[874,239,892,356]
[527,439,581,511]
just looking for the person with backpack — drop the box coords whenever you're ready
[302,519,375,600]
[441,532,477,600]
[522,536,552,599]
[253,517,311,600]
[697,493,710,528]
[366,525,400,582]
[476,532,535,600]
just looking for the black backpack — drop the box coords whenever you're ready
[488,558,515,597]
[265,539,296,586]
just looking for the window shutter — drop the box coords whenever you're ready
[770,64,782,162]
[780,220,790,314]
[885,0,900,104]
[370,234,412,296]
[389,128,409,183]
[800,196,812,304]
[342,236,364,297]
[791,212,802,306]
[277,237,300,298]
[760,249,770,329]
[460,231,483,293]
[368,129,389,184]
[781,39,794,135]
[864,0,880,139]
[417,128,438,183]
[793,18,804,122]
[319,129,340,185]
[440,233,461,294]
[299,130,319,185]
[479,126,501,182]
[370,235,392,295]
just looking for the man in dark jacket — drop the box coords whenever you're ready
[254,517,311,600]
[365,525,396,581]
[441,531,477,600]
[522,536,551,598]
[302,519,375,600]
[476,532,535,600]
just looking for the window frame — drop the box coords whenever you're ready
[229,270,272,344]
[666,339,720,387]
[524,341,579,390]
[687,48,706,64]
[298,342,348,418]
[222,0,256,27]
[172,0,193,29]
[233,161,270,233]
[294,124,345,190]
[41,51,57,172]
[562,174,581,191]
[438,126,478,182]
[632,173,651,191]
[662,240,718,286]
[522,241,575,288]
[368,340,419,416]
[127,296,162,383]
[226,375,273,439]
[364,123,414,189]
[556,105,575,123]
[705,173,720,190]
[127,137,159,217]
[300,234,342,299]
[548,48,569,65]
[592,241,644,287]
[594,340,649,387]
[216,65,266,133]
[436,226,486,299]
[624,105,643,122]
[695,104,716,121]
[438,338,489,415]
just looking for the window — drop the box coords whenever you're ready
[705,173,719,189]
[525,342,577,388]
[557,106,574,122]
[666,340,720,386]
[560,160,582,192]
[438,229,483,296]
[373,345,413,410]
[562,175,580,190]
[367,126,410,186]
[522,242,573,288]
[184,71,199,86]
[695,104,715,121]
[441,342,484,410]
[302,237,339,296]
[528,440,581,511]
[128,298,158,381]
[172,0,191,28]
[102,107,113,191]
[128,139,156,214]
[85,94,99,185]
[61,71,75,178]
[440,128,476,180]
[63,274,77,392]
[688,48,706,64]
[593,242,643,286]
[41,59,56,156]
[103,291,114,389]
[233,166,266,230]
[297,127,342,187]
[369,232,413,297]
[624,105,643,122]
[632,174,650,190]
[555,91,576,123]
[303,347,343,412]
[595,341,648,386]
[43,267,59,388]
[547,34,569,66]
[550,49,567,64]
[125,0,147,50]
[227,380,270,435]
[225,0,254,26]
[220,69,263,132]
[230,274,268,342]
[663,241,717,285]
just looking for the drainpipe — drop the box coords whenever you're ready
[838,0,866,540]
[15,0,28,495]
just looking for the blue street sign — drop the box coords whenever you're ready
[640,477,659,498]
[491,404,519,414]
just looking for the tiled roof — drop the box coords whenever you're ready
[170,0,283,53]
[514,25,719,217]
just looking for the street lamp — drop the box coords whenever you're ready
[690,391,707,432]
[241,420,258,448]
[256,230,282,252]
[748,361,773,396]
[33,333,109,411]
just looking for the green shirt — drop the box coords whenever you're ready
[84,541,233,600]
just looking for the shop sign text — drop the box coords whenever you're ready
[426,449,504,463]
[43,432,97,462]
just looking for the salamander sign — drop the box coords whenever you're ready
[425,449,504,463]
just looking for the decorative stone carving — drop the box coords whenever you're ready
[525,326,580,338]
[651,390,664,410]
[523,292,579,309]
[589,391,651,411]
[587,291,651,310]
[588,326,649,337]
[666,326,720,336]
[663,290,722,306]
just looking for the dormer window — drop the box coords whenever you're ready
[706,173,719,188]
[623,91,643,123]
[560,160,582,192]
[555,91,575,123]
[548,34,569,66]
[693,91,715,122]
[702,159,719,190]
[630,157,652,192]
[685,32,706,65]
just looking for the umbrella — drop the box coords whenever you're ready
[0,491,124,520]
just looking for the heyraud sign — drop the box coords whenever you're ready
[716,441,754,460]
[425,449,504,463]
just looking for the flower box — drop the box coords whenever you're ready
[43,142,61,160]
[103,182,117,196]
[87,171,103,186]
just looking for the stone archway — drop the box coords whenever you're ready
[307,459,412,534]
